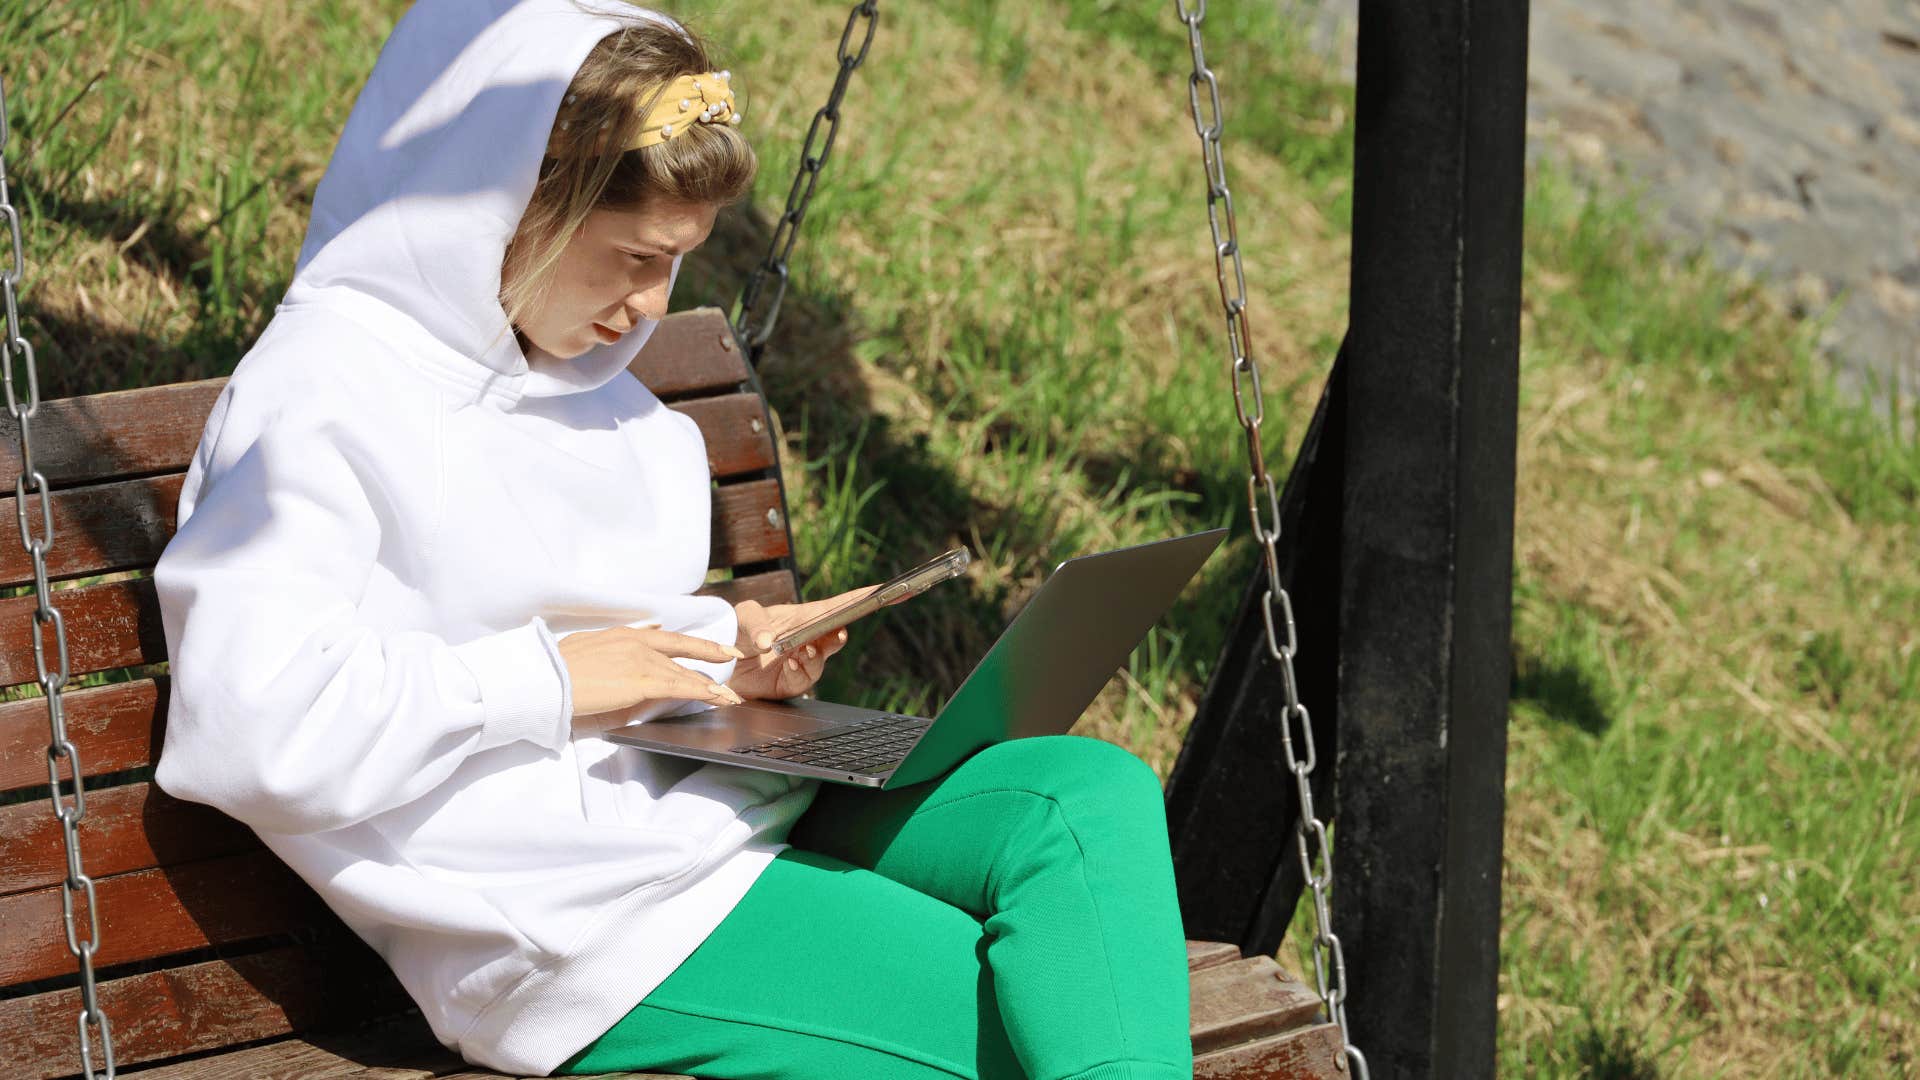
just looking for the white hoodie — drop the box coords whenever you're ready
[150,1,820,1073]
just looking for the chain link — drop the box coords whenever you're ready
[1169,8,1366,1077]
[732,1,877,359]
[1,75,117,1079]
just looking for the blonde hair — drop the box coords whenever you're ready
[500,16,756,333]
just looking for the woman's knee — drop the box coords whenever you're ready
[966,735,1164,818]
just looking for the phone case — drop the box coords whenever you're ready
[768,547,971,655]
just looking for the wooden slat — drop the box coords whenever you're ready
[7,938,1322,1077]
[1187,939,1242,972]
[694,568,797,610]
[0,472,183,589]
[120,1013,466,1079]
[435,1072,689,1079]
[0,678,163,794]
[626,308,748,398]
[438,1062,691,1079]
[116,1011,680,1078]
[0,781,257,898]
[116,1011,1334,1080]
[120,953,1330,1080]
[708,479,789,568]
[0,577,160,690]
[1187,955,1324,1055]
[0,939,414,1078]
[0,380,221,489]
[1,848,328,986]
[668,393,776,479]
[1193,1022,1345,1079]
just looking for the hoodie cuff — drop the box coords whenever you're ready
[454,617,572,752]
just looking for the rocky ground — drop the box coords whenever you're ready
[1294,0,1920,410]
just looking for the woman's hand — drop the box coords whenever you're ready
[727,587,872,701]
[557,623,746,737]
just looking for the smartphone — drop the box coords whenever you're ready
[767,547,971,656]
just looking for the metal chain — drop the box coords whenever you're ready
[1,76,117,1079]
[1169,5,1367,1076]
[731,0,877,360]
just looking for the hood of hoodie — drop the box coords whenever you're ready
[282,0,684,409]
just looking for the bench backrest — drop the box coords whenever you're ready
[0,307,795,1075]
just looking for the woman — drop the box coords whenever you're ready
[152,2,1192,1077]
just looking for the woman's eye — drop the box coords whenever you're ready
[625,250,657,264]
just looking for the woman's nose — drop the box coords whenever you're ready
[622,278,669,325]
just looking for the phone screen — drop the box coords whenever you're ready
[768,547,970,655]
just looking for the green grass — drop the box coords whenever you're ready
[3,1,1916,1075]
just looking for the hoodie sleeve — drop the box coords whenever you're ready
[152,386,574,837]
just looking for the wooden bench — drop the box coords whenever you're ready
[0,307,1342,1078]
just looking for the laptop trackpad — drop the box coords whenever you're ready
[627,701,837,752]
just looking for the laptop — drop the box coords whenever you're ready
[606,528,1228,789]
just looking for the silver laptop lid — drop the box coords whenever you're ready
[884,528,1227,787]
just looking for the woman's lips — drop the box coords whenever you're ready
[592,323,622,344]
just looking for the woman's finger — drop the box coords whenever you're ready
[636,628,745,663]
[816,584,880,611]
[802,623,848,656]
[779,654,811,693]
[790,585,879,627]
[749,587,881,654]
[635,649,745,703]
[750,622,780,654]
[814,627,850,657]
[734,601,774,654]
[646,667,743,706]
[780,644,825,683]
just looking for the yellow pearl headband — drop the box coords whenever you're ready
[631,70,740,149]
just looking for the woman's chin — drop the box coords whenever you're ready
[521,323,619,363]
[524,339,584,364]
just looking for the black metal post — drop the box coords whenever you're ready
[1335,0,1528,1075]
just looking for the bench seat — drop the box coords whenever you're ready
[106,944,1338,1079]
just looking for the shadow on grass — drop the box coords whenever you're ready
[33,175,218,297]
[19,303,238,403]
[1574,1020,1662,1080]
[17,168,291,387]
[1511,648,1614,736]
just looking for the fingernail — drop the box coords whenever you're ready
[757,632,773,649]
[805,645,817,659]
[838,629,848,640]
[787,658,800,671]
[725,645,745,659]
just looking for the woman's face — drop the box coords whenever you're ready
[507,196,719,361]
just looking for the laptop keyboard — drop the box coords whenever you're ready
[732,715,931,774]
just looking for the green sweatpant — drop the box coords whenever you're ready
[553,735,1192,1080]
